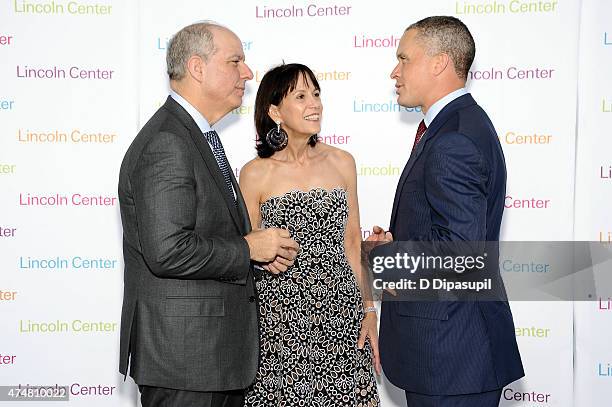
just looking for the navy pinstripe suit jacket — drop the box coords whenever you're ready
[379,93,525,395]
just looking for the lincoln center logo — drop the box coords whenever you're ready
[502,387,551,403]
[358,164,400,176]
[353,100,421,113]
[17,129,117,143]
[505,196,550,209]
[16,65,114,80]
[353,34,400,48]
[455,0,558,14]
[19,193,117,206]
[255,4,352,18]
[501,131,553,145]
[13,0,112,15]
[468,66,554,80]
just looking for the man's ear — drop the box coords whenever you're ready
[268,104,281,123]
[432,53,451,77]
[186,55,205,82]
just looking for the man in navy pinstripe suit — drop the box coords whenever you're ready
[369,16,524,406]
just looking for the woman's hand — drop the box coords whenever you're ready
[357,312,382,375]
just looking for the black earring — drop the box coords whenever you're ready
[266,121,288,151]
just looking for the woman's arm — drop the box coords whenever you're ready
[239,159,264,230]
[337,150,381,375]
[340,152,373,309]
[240,158,295,274]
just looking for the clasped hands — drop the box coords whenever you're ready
[245,226,392,274]
[244,228,299,274]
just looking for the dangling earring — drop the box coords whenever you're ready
[266,121,288,151]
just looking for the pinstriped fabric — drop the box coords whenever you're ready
[204,130,236,201]
[405,388,502,406]
[380,94,524,397]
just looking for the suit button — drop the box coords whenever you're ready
[249,296,256,303]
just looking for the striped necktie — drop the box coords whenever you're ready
[204,130,235,201]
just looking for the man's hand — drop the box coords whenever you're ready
[365,225,393,242]
[261,255,297,275]
[366,226,395,296]
[245,228,299,274]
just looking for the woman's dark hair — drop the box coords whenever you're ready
[254,63,321,158]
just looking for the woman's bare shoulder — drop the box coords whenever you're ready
[240,157,275,185]
[319,144,355,169]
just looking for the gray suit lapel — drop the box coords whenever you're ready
[190,128,245,234]
[162,97,246,234]
[230,170,251,234]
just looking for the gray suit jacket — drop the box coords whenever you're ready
[118,96,259,392]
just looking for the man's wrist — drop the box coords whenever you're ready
[243,234,255,260]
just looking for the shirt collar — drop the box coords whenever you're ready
[169,90,212,134]
[424,87,468,127]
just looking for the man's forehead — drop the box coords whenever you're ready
[397,30,421,54]
[396,38,409,55]
[211,27,243,54]
[210,26,236,41]
[400,30,417,44]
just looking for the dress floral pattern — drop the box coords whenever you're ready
[244,188,379,407]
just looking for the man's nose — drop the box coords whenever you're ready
[242,62,254,80]
[390,63,400,79]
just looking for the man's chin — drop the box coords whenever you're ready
[397,98,414,108]
[397,98,417,109]
[229,100,243,111]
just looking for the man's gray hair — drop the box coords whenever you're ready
[166,21,223,80]
[407,16,475,80]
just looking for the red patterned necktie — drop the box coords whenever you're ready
[412,119,427,151]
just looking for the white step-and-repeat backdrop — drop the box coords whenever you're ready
[1,0,610,406]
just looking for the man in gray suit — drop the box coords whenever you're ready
[118,22,298,407]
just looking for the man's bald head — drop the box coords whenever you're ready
[166,22,232,80]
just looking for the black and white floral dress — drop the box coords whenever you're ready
[244,188,379,407]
